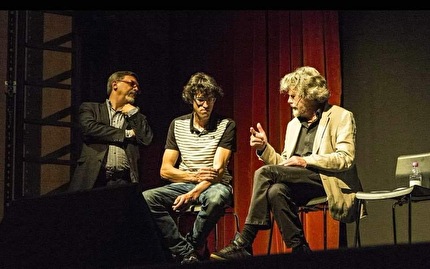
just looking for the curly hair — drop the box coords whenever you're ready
[182,72,224,104]
[280,66,330,104]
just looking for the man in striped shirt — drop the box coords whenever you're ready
[142,72,236,265]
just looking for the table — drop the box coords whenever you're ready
[354,185,430,247]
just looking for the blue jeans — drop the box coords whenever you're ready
[142,182,233,258]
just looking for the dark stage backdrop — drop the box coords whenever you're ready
[72,10,343,255]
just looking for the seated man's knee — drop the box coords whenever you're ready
[267,183,289,203]
[254,165,277,182]
[204,189,232,208]
[142,189,156,206]
[205,196,224,208]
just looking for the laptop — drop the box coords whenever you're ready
[395,152,430,189]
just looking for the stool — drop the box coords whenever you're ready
[176,204,240,251]
[267,196,328,254]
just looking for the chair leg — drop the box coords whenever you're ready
[233,212,240,232]
[354,200,361,248]
[267,215,274,255]
[215,209,240,251]
[214,222,219,251]
[408,194,412,244]
[392,202,397,245]
[323,204,327,250]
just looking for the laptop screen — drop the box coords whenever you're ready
[395,152,430,188]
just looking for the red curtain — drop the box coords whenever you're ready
[212,10,342,255]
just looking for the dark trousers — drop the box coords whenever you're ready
[245,164,325,248]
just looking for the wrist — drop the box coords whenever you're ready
[257,144,267,156]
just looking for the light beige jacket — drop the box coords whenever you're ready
[259,103,365,223]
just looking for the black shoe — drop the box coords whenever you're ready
[210,233,252,260]
[292,243,312,254]
[181,251,200,265]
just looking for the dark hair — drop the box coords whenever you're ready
[182,72,224,104]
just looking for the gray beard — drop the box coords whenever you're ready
[126,96,135,104]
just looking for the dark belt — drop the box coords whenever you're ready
[104,167,131,182]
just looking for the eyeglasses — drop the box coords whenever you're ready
[117,80,140,89]
[194,97,216,106]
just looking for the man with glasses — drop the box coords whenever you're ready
[142,72,236,265]
[68,70,153,191]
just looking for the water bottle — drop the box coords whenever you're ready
[409,161,422,187]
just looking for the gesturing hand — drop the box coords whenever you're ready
[250,122,268,151]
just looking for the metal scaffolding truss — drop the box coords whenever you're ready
[4,10,77,210]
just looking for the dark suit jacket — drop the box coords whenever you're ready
[68,101,153,191]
